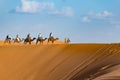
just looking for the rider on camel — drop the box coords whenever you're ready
[16,34,19,41]
[49,32,53,38]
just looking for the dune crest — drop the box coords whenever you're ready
[0,43,120,80]
[0,40,64,46]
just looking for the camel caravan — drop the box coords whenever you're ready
[4,32,70,45]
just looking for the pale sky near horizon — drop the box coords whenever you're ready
[0,0,120,43]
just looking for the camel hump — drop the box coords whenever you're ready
[50,36,54,38]
[39,37,43,39]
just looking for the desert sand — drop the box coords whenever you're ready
[0,41,120,80]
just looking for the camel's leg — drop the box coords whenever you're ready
[29,41,31,45]
[40,41,43,45]
[24,41,26,44]
[9,40,11,44]
[17,41,19,43]
[24,41,27,44]
[52,40,54,44]
[14,40,16,43]
[40,41,42,45]
[36,40,38,45]
[47,39,49,44]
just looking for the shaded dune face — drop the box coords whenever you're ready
[0,44,120,80]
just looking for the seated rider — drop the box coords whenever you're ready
[6,35,9,39]
[6,35,10,39]
[27,33,31,39]
[49,32,53,38]
[38,33,42,39]
[16,34,19,41]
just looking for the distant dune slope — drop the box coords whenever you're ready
[0,44,120,80]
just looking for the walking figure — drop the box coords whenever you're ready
[64,38,67,43]
[67,38,70,43]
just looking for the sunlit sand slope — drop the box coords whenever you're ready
[0,40,4,45]
[0,44,120,80]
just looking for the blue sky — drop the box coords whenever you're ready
[0,0,120,43]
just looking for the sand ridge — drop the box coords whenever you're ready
[0,40,64,46]
[0,42,120,80]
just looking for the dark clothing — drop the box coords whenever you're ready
[6,35,11,40]
[6,35,9,39]
[49,32,52,37]
[27,34,30,38]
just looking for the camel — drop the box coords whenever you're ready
[47,36,59,44]
[36,37,47,45]
[13,38,24,43]
[4,37,11,44]
[24,37,36,45]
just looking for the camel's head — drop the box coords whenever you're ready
[45,38,47,40]
[56,38,59,40]
[33,37,36,40]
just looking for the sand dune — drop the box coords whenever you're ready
[0,42,120,80]
[0,40,64,46]
[0,40,4,46]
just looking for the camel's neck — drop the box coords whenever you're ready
[32,38,35,41]
[44,38,47,41]
[54,38,58,41]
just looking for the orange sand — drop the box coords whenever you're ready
[0,41,120,80]
[0,40,4,46]
[0,40,64,46]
